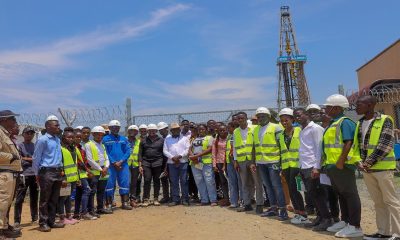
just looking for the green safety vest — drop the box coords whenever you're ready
[279,127,301,169]
[86,141,109,179]
[128,139,140,167]
[61,147,79,183]
[75,147,88,179]
[253,124,280,163]
[353,114,396,170]
[201,136,212,164]
[233,127,253,162]
[323,117,359,166]
[226,135,232,164]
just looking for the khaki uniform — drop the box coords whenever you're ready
[0,125,21,229]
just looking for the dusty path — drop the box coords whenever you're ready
[13,179,391,240]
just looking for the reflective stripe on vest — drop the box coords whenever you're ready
[202,136,212,164]
[75,147,87,179]
[323,117,359,166]
[61,147,79,183]
[253,124,280,163]
[354,115,396,170]
[233,127,254,162]
[86,141,109,178]
[279,127,301,169]
[128,139,141,167]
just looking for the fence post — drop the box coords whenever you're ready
[125,98,132,133]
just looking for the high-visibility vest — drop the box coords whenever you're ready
[279,127,301,169]
[353,114,396,170]
[86,141,109,179]
[323,117,359,166]
[201,136,212,164]
[226,135,232,164]
[253,124,280,163]
[61,147,79,183]
[128,139,140,167]
[233,127,253,162]
[75,147,87,179]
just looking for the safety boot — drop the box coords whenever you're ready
[121,195,133,210]
[105,197,114,213]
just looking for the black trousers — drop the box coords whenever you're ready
[282,167,305,212]
[14,175,39,223]
[160,163,170,200]
[327,167,361,227]
[216,163,229,199]
[143,165,162,200]
[300,168,331,219]
[129,167,140,200]
[187,166,198,198]
[38,168,63,226]
[324,184,340,220]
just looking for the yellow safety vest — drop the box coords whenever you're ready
[86,141,109,179]
[61,147,79,183]
[279,127,301,169]
[75,147,88,179]
[323,117,359,166]
[201,136,212,164]
[233,127,254,162]
[128,139,141,167]
[253,124,280,163]
[353,114,396,170]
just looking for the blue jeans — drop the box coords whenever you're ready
[168,163,189,203]
[74,178,90,215]
[105,163,130,198]
[226,162,240,207]
[257,163,286,208]
[191,164,217,203]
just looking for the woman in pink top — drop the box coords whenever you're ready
[212,124,230,207]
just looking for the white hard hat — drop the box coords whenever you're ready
[46,115,59,121]
[108,120,121,127]
[279,108,293,117]
[92,126,105,134]
[147,124,158,130]
[306,104,321,111]
[157,122,168,130]
[75,126,84,130]
[128,125,139,131]
[256,107,270,115]
[324,94,349,108]
[139,124,147,129]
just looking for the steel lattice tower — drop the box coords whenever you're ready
[277,6,311,109]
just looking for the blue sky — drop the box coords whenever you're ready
[1,0,399,115]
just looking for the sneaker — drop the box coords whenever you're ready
[61,218,75,225]
[291,215,311,225]
[182,201,190,206]
[228,204,238,209]
[363,233,392,240]
[142,200,150,207]
[327,220,347,233]
[389,234,400,240]
[237,205,253,212]
[82,213,97,220]
[154,200,161,206]
[210,202,218,207]
[13,223,20,231]
[278,209,289,221]
[68,217,79,224]
[304,216,321,228]
[168,202,179,207]
[159,198,170,204]
[312,218,333,232]
[335,224,363,238]
[260,207,278,217]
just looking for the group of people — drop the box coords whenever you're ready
[0,93,400,240]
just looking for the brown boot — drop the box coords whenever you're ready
[218,198,230,207]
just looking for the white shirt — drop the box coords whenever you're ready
[299,121,324,169]
[233,126,250,161]
[361,118,374,143]
[163,135,190,164]
[84,140,110,171]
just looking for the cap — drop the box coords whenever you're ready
[157,122,169,130]
[147,124,158,130]
[170,123,180,129]
[0,110,19,118]
[128,125,139,131]
[108,120,121,127]
[23,126,35,133]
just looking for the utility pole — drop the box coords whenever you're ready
[125,98,132,133]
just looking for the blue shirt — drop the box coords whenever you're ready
[32,133,62,175]
[102,134,131,164]
[332,113,356,142]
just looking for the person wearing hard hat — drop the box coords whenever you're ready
[278,108,309,224]
[293,108,332,231]
[0,110,22,239]
[33,115,65,232]
[84,126,113,215]
[253,107,286,219]
[163,123,190,206]
[139,124,148,141]
[322,94,363,237]
[233,111,264,213]
[102,120,132,211]
[157,122,171,204]
[306,104,322,125]
[139,124,164,207]
[355,95,400,240]
[127,125,141,207]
